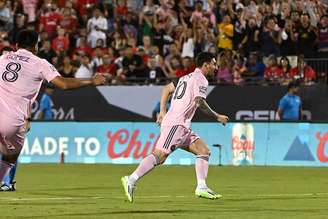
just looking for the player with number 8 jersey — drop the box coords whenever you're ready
[0,30,107,188]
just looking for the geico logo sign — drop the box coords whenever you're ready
[236,110,312,120]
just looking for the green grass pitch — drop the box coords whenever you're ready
[1,164,328,219]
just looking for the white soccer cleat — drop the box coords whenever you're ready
[195,187,222,200]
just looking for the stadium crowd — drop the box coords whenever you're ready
[0,0,327,85]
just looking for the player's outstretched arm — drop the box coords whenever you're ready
[195,96,229,125]
[50,74,106,90]
[156,82,176,125]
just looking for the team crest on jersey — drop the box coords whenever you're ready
[199,86,207,95]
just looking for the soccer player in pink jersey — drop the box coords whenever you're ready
[121,52,229,202]
[0,30,106,187]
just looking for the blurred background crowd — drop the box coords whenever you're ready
[0,0,327,85]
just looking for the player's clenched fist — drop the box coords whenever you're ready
[92,73,107,86]
[216,114,229,126]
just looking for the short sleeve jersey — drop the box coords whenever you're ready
[161,68,208,128]
[0,49,60,123]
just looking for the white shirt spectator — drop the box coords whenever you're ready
[22,0,38,22]
[181,38,195,58]
[75,64,93,78]
[87,15,108,48]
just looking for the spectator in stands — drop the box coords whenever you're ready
[260,16,281,57]
[111,30,127,51]
[115,0,128,20]
[96,53,117,79]
[21,0,38,23]
[142,0,158,17]
[232,54,246,85]
[175,56,195,78]
[74,36,93,56]
[0,0,13,32]
[217,14,234,51]
[39,2,62,40]
[180,27,195,58]
[264,55,283,84]
[87,7,108,48]
[145,55,166,84]
[121,45,145,80]
[59,7,78,35]
[244,52,265,81]
[216,52,233,84]
[142,35,153,56]
[122,11,138,40]
[290,58,316,85]
[240,17,260,56]
[295,13,317,57]
[91,46,104,70]
[165,55,181,78]
[76,0,97,19]
[317,15,328,57]
[38,40,57,63]
[165,42,180,63]
[279,56,292,84]
[9,13,26,44]
[280,19,297,56]
[58,56,75,78]
[52,27,70,55]
[75,54,93,78]
[290,10,301,28]
[136,46,149,63]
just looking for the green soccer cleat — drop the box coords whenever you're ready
[121,176,134,203]
[195,188,223,200]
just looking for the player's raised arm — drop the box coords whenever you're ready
[50,74,106,90]
[195,96,229,126]
[156,81,176,124]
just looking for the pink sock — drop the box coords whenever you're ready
[195,155,209,189]
[129,154,158,185]
[0,160,13,182]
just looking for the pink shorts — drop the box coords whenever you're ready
[0,114,26,155]
[155,125,200,154]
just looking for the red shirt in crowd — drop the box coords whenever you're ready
[264,66,284,80]
[115,6,128,17]
[289,66,316,81]
[74,44,93,56]
[175,65,195,78]
[40,11,62,37]
[96,64,117,76]
[77,0,97,17]
[52,36,70,53]
[59,17,78,33]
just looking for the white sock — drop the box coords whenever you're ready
[197,179,207,189]
[128,172,139,185]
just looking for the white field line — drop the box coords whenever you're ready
[1,192,328,202]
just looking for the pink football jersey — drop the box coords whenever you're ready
[161,68,208,128]
[0,49,60,124]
